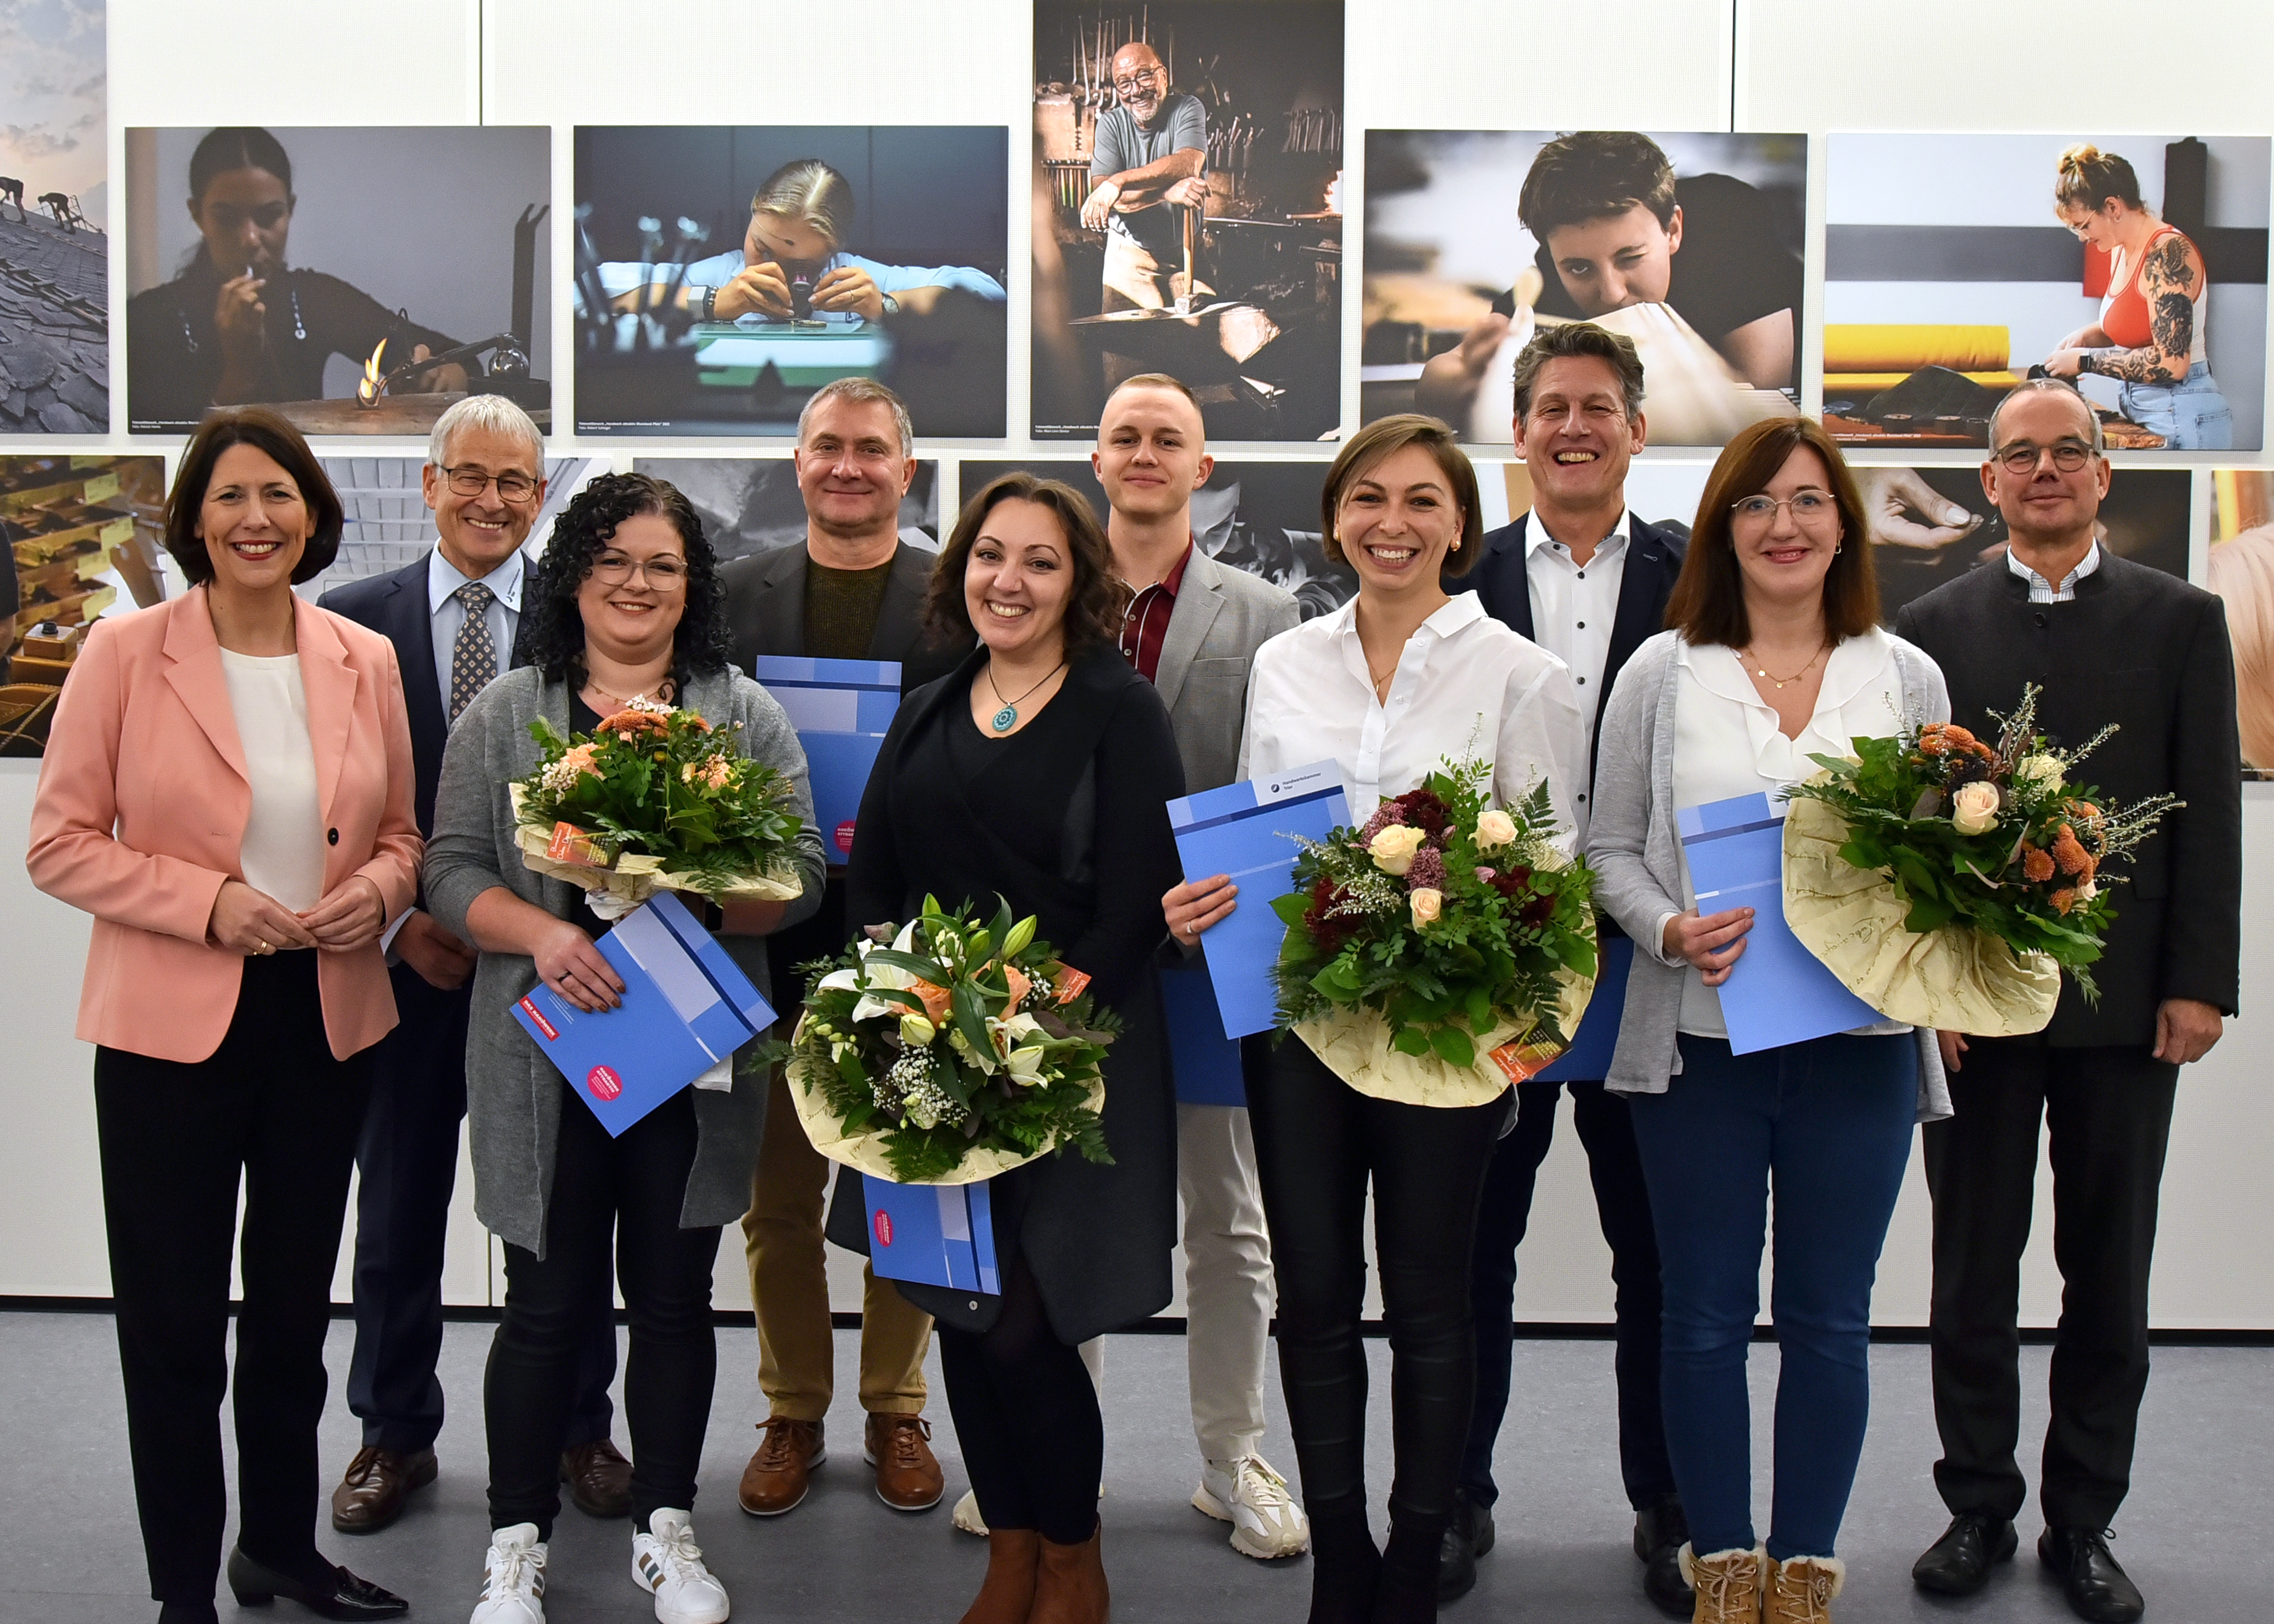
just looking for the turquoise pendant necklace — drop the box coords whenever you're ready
[984,659,1067,733]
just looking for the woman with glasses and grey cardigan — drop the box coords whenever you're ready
[1586,418,1950,1624]
[423,473,824,1624]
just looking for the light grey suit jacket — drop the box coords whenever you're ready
[1156,545,1301,795]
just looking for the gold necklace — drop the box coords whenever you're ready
[1738,644,1827,689]
[585,675,669,710]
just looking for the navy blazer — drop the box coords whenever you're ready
[1462,511,1687,772]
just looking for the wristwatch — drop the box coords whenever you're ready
[689,284,717,322]
[879,292,901,318]
[2077,350,2093,375]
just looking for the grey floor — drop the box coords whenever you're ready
[1,1314,2266,1623]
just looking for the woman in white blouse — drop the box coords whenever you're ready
[1166,414,1585,1624]
[1587,416,1950,1623]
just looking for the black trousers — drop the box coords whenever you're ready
[346,962,616,1454]
[937,1257,1104,1547]
[93,952,373,1606]
[1246,1038,1504,1536]
[486,1082,719,1538]
[1923,1036,2180,1529]
[1461,1077,1675,1511]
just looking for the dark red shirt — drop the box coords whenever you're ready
[1119,539,1194,684]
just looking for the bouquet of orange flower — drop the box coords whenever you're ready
[508,696,806,905]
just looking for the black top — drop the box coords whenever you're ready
[1497,173,1802,393]
[127,260,458,432]
[834,643,1186,1341]
[1894,550,2241,1045]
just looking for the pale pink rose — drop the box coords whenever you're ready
[1369,824,1426,876]
[1410,887,1444,927]
[1474,809,1517,849]
[1950,780,2001,836]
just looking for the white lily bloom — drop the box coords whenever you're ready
[1004,1044,1047,1085]
[949,1025,996,1075]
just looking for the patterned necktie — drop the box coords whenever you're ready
[450,581,497,722]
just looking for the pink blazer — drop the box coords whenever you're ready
[27,588,423,1063]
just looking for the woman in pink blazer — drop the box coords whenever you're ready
[28,408,421,1624]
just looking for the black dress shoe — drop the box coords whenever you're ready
[1632,1496,1695,1618]
[1436,1490,1494,1603]
[226,1547,408,1619]
[1912,1510,2017,1595]
[2038,1526,2145,1623]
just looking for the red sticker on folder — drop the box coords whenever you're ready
[586,1065,623,1101]
[874,1209,894,1248]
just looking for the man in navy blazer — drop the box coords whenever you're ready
[319,396,628,1532]
[1446,323,1694,1615]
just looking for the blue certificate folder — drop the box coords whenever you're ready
[1167,761,1352,1040]
[747,655,902,863]
[1677,793,1881,1056]
[862,1176,1000,1295]
[1160,959,1246,1106]
[511,891,779,1136]
[1530,934,1634,1083]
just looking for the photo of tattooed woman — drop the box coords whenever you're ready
[1822,133,2268,451]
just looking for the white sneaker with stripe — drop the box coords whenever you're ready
[469,1523,547,1624]
[632,1509,730,1624]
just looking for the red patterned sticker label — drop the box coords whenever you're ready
[1050,964,1092,1004]
[546,821,609,868]
[834,819,857,857]
[873,1209,894,1248]
[1487,1033,1567,1086]
[517,997,558,1041]
[586,1065,622,1101]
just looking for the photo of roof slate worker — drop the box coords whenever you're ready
[1365,130,1805,445]
[1031,0,1345,442]
[572,129,1009,438]
[125,126,553,437]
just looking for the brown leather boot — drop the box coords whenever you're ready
[956,1527,1039,1624]
[1763,1554,1844,1624]
[1681,1543,1767,1624]
[1029,1522,1109,1624]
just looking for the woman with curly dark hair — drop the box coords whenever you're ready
[836,472,1185,1624]
[423,472,825,1624]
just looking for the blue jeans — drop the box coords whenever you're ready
[1627,1033,1917,1560]
[2118,361,2232,450]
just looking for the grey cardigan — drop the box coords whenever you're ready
[1586,630,1952,1121]
[424,666,827,1255]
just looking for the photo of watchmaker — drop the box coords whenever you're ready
[124,125,553,437]
[1366,130,1805,446]
[1031,0,1345,441]
[573,128,1009,437]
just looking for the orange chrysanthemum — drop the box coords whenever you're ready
[598,709,670,738]
[2050,887,2078,914]
[2021,844,2056,883]
[2052,828,2091,876]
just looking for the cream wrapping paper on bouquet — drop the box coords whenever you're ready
[508,783,804,906]
[785,1013,1104,1186]
[1782,786,2059,1035]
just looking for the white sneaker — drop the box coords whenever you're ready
[632,1509,729,1624]
[470,1523,548,1624]
[951,1487,990,1536]
[1195,1455,1311,1558]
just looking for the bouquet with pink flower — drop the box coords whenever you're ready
[1271,757,1598,1106]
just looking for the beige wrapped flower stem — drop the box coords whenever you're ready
[509,784,803,905]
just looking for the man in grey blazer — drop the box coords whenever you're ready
[1098,372,1310,1561]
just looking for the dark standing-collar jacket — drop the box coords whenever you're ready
[720,539,973,695]
[1895,549,2241,1047]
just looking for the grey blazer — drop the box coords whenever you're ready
[1156,546,1301,794]
[423,665,827,1256]
[1586,630,1952,1120]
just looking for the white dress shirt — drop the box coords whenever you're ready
[1666,629,1915,1039]
[219,649,328,914]
[1240,591,1589,848]
[428,544,524,714]
[1524,509,1629,807]
[2007,538,2102,603]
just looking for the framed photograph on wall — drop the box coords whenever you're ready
[2209,469,2274,779]
[574,127,1009,439]
[123,125,553,438]
[1030,0,1345,444]
[1364,130,1808,447]
[0,0,108,434]
[632,457,942,568]
[286,457,605,606]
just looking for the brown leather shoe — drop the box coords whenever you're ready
[1030,1520,1109,1624]
[329,1445,437,1534]
[864,1412,945,1511]
[958,1527,1039,1624]
[559,1437,632,1519]
[738,1416,825,1516]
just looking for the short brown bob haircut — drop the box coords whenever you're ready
[1320,413,1483,579]
[925,472,1130,654]
[1664,415,1880,647]
[164,406,344,587]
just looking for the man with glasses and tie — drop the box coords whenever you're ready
[319,397,633,1535]
[1895,378,2239,1624]
[1082,40,1210,314]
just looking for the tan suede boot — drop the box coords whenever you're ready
[1028,1522,1109,1624]
[1764,1554,1844,1624]
[956,1527,1038,1624]
[1680,1542,1767,1624]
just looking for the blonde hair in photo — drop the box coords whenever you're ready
[750,158,855,247]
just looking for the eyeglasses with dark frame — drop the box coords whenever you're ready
[589,552,689,591]
[1992,440,2096,476]
[1729,489,1838,525]
[1112,66,1165,93]
[440,464,540,503]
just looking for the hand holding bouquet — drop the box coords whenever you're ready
[509,696,806,907]
[1781,684,2179,1023]
[1272,758,1598,1107]
[781,896,1117,1184]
